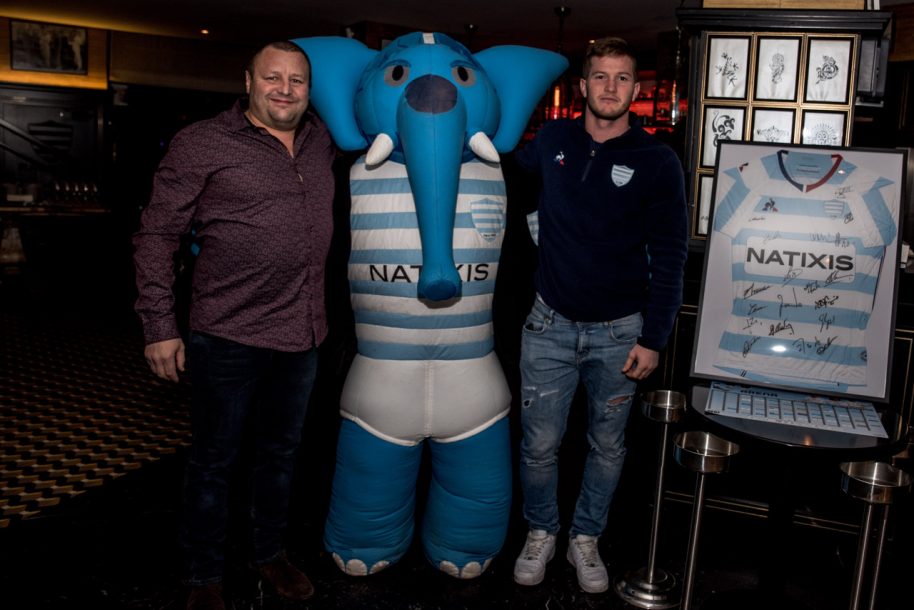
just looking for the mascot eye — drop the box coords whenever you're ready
[451,65,476,86]
[384,64,410,86]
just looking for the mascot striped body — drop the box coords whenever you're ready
[293,32,566,578]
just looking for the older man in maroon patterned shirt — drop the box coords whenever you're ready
[133,41,334,610]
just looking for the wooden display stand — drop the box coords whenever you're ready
[891,3,914,61]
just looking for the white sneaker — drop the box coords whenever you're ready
[513,529,556,586]
[566,534,608,593]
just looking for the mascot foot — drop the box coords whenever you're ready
[331,553,390,576]
[438,558,492,579]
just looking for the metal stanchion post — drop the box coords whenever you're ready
[615,390,686,609]
[673,431,740,610]
[840,461,911,610]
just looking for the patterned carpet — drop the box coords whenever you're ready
[0,310,191,527]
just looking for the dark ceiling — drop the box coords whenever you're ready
[1,0,692,57]
[1,1,905,69]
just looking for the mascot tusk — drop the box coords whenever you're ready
[366,132,396,167]
[468,132,499,163]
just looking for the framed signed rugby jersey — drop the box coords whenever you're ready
[691,141,906,402]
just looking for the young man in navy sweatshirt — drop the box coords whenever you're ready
[511,37,688,594]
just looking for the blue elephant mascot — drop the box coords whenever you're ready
[292,32,566,578]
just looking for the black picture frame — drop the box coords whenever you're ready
[751,107,795,143]
[803,36,854,105]
[701,105,746,168]
[754,36,801,102]
[801,109,847,147]
[694,173,716,237]
[692,141,906,402]
[704,35,751,101]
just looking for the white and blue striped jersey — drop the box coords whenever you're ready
[340,156,511,445]
[712,150,897,387]
[348,156,506,360]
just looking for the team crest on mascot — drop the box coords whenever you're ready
[293,32,566,578]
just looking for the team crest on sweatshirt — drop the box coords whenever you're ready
[611,165,634,186]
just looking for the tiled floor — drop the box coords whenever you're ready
[1,223,912,610]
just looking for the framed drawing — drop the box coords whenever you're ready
[701,105,745,168]
[751,108,795,143]
[694,174,716,237]
[0,18,107,89]
[754,36,801,102]
[804,36,854,104]
[704,35,751,100]
[801,110,847,146]
[691,141,906,402]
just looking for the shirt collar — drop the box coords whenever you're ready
[226,98,316,147]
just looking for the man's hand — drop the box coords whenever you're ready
[144,337,186,383]
[621,344,659,381]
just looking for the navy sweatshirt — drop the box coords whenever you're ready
[515,117,688,351]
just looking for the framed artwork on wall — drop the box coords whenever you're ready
[704,35,751,100]
[0,18,107,89]
[754,36,801,102]
[751,108,795,143]
[695,174,715,236]
[804,36,854,104]
[701,105,745,168]
[801,110,847,146]
[10,20,88,74]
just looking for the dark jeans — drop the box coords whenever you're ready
[181,331,318,586]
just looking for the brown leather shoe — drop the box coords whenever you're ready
[257,552,314,601]
[186,584,225,610]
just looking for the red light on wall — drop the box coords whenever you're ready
[546,76,575,120]
[629,99,655,117]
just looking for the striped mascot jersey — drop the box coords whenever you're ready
[340,156,512,445]
[348,156,506,360]
[712,150,897,388]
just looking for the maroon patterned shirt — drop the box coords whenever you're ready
[133,101,335,351]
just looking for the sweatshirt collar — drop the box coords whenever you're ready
[576,114,642,148]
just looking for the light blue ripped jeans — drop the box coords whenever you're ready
[518,295,641,538]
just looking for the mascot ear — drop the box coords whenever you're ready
[474,47,569,152]
[291,37,377,150]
